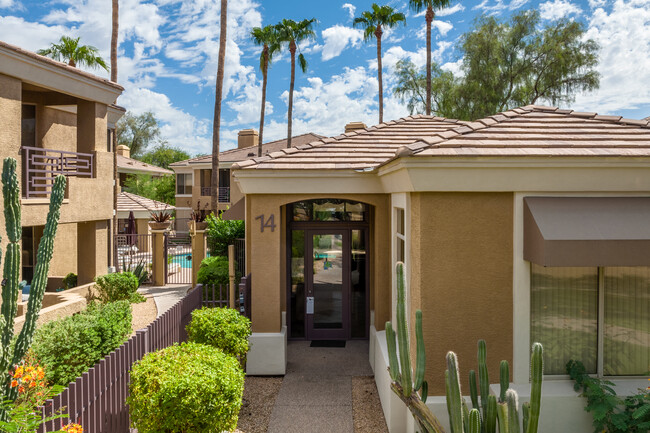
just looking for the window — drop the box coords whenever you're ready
[531,264,650,376]
[176,173,192,195]
[290,200,367,222]
[395,208,405,263]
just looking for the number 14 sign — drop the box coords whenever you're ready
[255,214,276,232]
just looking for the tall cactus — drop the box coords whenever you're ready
[385,262,446,433]
[0,158,65,419]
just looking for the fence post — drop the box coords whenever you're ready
[191,230,206,287]
[228,244,235,308]
[151,230,166,286]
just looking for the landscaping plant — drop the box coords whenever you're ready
[120,257,149,287]
[206,211,244,256]
[94,272,144,303]
[0,158,65,422]
[197,256,239,286]
[186,307,251,366]
[31,301,132,386]
[128,342,244,433]
[61,273,77,291]
[386,262,544,433]
[567,360,650,433]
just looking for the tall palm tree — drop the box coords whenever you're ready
[211,0,227,212]
[37,36,109,71]
[354,4,406,123]
[275,18,316,149]
[111,0,119,270]
[251,25,281,157]
[409,0,451,115]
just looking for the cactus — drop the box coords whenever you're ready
[446,352,463,433]
[499,360,510,402]
[385,262,446,433]
[469,409,481,433]
[0,158,65,420]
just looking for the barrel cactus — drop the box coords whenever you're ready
[0,158,66,420]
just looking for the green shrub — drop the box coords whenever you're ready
[128,342,244,433]
[62,272,77,290]
[197,256,241,286]
[94,272,143,303]
[32,301,132,386]
[206,212,244,256]
[186,307,251,364]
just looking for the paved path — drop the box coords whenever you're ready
[138,284,191,317]
[267,340,373,433]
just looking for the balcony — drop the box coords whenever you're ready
[200,186,230,203]
[22,146,94,198]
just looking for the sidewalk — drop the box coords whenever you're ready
[139,284,191,317]
[267,340,374,433]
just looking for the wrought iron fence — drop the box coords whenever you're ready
[164,233,192,284]
[234,238,245,275]
[199,274,251,318]
[114,234,153,285]
[22,146,94,198]
[199,186,230,202]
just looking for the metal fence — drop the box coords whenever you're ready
[114,234,153,285]
[234,238,245,275]
[164,233,192,284]
[199,186,230,202]
[36,286,203,433]
[22,146,94,198]
[199,274,251,317]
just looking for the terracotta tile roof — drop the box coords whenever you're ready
[235,107,650,170]
[117,192,175,213]
[169,132,325,167]
[117,155,173,175]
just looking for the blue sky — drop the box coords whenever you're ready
[1,0,649,155]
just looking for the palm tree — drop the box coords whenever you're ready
[111,0,119,270]
[275,18,316,149]
[251,25,281,157]
[37,36,109,71]
[354,4,406,123]
[211,0,227,212]
[409,0,451,115]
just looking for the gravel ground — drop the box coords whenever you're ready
[130,295,158,334]
[352,376,389,433]
[236,376,284,433]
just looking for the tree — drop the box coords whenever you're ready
[275,18,317,148]
[251,25,281,157]
[116,111,160,158]
[408,0,451,115]
[37,36,108,71]
[139,143,190,170]
[124,174,176,205]
[393,59,456,115]
[211,0,227,212]
[394,11,600,120]
[111,0,119,270]
[354,4,406,124]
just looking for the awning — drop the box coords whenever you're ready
[524,197,650,266]
[222,198,245,221]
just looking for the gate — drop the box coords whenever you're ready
[113,234,153,285]
[164,233,192,284]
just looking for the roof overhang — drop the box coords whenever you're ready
[234,169,383,195]
[524,196,650,266]
[0,42,123,105]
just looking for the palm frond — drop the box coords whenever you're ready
[298,53,308,73]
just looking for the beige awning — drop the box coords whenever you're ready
[222,198,245,221]
[524,197,650,266]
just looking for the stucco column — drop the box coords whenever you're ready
[76,100,107,155]
[191,230,206,287]
[151,230,166,286]
[77,221,97,285]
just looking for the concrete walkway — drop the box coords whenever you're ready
[139,284,191,317]
[267,340,373,433]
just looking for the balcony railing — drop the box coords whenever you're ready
[22,146,94,198]
[201,186,230,203]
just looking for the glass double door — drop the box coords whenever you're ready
[290,228,368,340]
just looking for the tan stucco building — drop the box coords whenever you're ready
[232,106,650,432]
[0,41,124,288]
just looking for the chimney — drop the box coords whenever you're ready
[345,122,367,133]
[116,144,130,158]
[238,129,259,149]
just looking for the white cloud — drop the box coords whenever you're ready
[0,0,21,8]
[436,4,466,16]
[342,3,356,20]
[473,0,530,13]
[321,25,364,61]
[573,0,650,114]
[539,0,582,20]
[588,0,607,7]
[432,20,454,36]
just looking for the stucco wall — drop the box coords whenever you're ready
[39,106,77,153]
[32,222,78,278]
[246,193,391,334]
[410,192,514,395]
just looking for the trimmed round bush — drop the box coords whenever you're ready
[32,300,132,386]
[127,342,244,433]
[186,307,251,362]
[197,256,233,286]
[94,272,140,303]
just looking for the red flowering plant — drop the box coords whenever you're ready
[8,351,58,409]
[61,423,83,433]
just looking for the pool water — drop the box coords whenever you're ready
[171,254,193,269]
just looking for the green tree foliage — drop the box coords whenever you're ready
[139,142,190,170]
[116,111,161,158]
[37,36,108,71]
[123,174,175,205]
[206,212,245,256]
[394,11,600,120]
[354,4,406,123]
